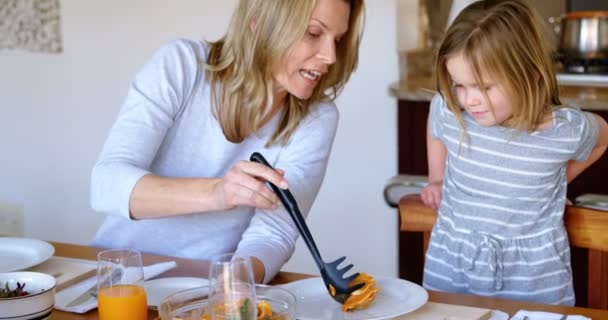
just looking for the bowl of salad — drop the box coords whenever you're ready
[0,271,56,320]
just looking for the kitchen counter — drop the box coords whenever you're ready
[389,75,608,110]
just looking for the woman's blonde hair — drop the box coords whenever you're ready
[435,0,560,132]
[205,0,365,146]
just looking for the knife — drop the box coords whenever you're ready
[56,269,97,293]
[64,268,122,308]
[64,279,98,308]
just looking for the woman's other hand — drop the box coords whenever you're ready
[213,160,289,211]
[421,181,442,210]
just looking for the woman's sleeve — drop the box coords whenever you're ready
[234,103,340,283]
[90,39,200,219]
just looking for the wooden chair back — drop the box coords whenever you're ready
[398,194,608,309]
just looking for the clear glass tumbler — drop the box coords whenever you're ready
[208,253,257,320]
[96,249,147,320]
[158,285,209,320]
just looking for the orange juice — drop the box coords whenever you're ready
[98,284,147,320]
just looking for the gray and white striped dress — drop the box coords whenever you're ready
[423,95,600,306]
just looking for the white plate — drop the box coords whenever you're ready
[144,277,209,309]
[0,238,55,272]
[281,276,428,320]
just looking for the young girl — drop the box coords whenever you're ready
[421,0,608,305]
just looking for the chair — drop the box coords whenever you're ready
[398,194,608,309]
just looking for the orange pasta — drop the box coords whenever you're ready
[341,273,379,312]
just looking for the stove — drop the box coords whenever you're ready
[555,54,608,88]
[557,73,608,87]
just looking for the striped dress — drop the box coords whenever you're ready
[423,95,600,306]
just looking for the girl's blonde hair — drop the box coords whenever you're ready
[436,0,560,132]
[205,0,365,146]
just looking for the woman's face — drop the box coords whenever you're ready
[446,51,513,127]
[273,0,351,100]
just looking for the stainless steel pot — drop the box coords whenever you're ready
[560,11,608,59]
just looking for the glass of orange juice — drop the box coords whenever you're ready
[96,249,147,320]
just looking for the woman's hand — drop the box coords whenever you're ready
[128,161,289,219]
[213,160,289,211]
[421,181,442,210]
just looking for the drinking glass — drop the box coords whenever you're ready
[255,284,296,320]
[158,285,210,320]
[96,249,147,320]
[208,253,257,320]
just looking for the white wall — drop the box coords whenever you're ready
[0,0,399,277]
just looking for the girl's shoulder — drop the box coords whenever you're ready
[535,106,599,142]
[430,94,456,118]
[551,106,594,130]
[431,94,447,110]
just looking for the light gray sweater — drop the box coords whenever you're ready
[90,39,339,283]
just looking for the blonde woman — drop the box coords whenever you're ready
[421,0,608,305]
[90,0,364,283]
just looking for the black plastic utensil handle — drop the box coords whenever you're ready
[249,152,325,271]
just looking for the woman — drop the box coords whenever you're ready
[90,0,365,283]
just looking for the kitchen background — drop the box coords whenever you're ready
[0,0,606,278]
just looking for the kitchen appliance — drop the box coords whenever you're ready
[555,50,608,87]
[554,11,608,87]
[554,54,608,87]
[567,0,608,13]
[559,11,608,60]
[556,72,608,87]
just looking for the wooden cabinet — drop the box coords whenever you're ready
[396,97,608,308]
[396,99,430,285]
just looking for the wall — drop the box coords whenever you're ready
[0,0,399,277]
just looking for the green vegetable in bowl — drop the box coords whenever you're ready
[0,282,29,298]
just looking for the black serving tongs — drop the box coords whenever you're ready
[250,152,364,304]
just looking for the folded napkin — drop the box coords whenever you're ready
[511,310,590,320]
[54,261,177,313]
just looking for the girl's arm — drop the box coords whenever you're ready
[567,114,608,182]
[421,117,447,210]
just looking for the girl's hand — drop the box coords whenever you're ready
[212,160,288,211]
[421,181,442,210]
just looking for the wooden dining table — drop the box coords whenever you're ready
[50,241,608,319]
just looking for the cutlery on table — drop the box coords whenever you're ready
[55,269,97,293]
[250,152,364,304]
[64,281,97,308]
[64,268,121,308]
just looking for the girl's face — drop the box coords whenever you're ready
[273,0,351,101]
[446,51,513,127]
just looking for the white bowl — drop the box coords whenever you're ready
[0,271,56,320]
